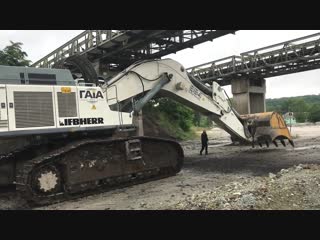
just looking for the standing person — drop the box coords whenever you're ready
[200,130,208,155]
[247,120,256,148]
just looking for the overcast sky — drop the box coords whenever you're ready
[0,30,319,99]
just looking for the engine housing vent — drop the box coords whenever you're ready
[57,92,77,118]
[14,92,55,128]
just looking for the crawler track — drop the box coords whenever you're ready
[14,136,183,206]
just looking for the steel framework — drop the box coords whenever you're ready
[32,30,236,70]
[187,32,320,86]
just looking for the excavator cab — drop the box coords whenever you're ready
[241,112,294,148]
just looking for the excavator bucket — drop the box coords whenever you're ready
[240,112,294,148]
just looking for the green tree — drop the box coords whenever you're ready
[266,95,320,123]
[295,112,307,123]
[196,115,212,128]
[193,112,201,126]
[292,99,308,122]
[309,104,320,123]
[144,98,194,132]
[158,99,193,131]
[291,99,308,112]
[280,99,294,113]
[0,41,31,66]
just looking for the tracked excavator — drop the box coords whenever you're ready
[0,56,294,206]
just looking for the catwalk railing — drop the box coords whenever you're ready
[187,32,320,86]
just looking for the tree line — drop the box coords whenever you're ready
[266,95,320,123]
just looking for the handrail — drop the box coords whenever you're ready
[187,31,320,84]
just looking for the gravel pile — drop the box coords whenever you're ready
[171,164,320,210]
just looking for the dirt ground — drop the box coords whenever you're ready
[1,124,320,210]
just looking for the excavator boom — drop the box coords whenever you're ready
[104,58,293,147]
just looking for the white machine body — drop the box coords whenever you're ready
[0,84,132,137]
[0,58,249,141]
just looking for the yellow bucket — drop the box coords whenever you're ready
[240,112,294,147]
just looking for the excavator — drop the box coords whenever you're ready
[0,55,294,206]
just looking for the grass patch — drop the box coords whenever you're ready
[158,114,196,140]
[145,110,196,141]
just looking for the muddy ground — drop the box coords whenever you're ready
[1,124,320,210]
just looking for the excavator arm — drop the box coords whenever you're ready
[104,59,294,147]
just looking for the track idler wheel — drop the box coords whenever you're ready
[30,165,62,196]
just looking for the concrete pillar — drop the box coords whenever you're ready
[132,110,144,136]
[231,77,266,114]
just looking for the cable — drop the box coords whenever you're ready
[137,74,145,97]
[220,88,233,114]
[126,70,163,106]
[128,70,163,82]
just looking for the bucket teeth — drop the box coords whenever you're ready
[251,139,292,148]
[273,141,278,147]
[289,140,295,147]
[241,111,294,149]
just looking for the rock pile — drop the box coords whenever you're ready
[172,164,320,210]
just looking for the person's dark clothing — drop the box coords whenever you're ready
[200,143,208,155]
[200,132,208,155]
[248,123,257,148]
